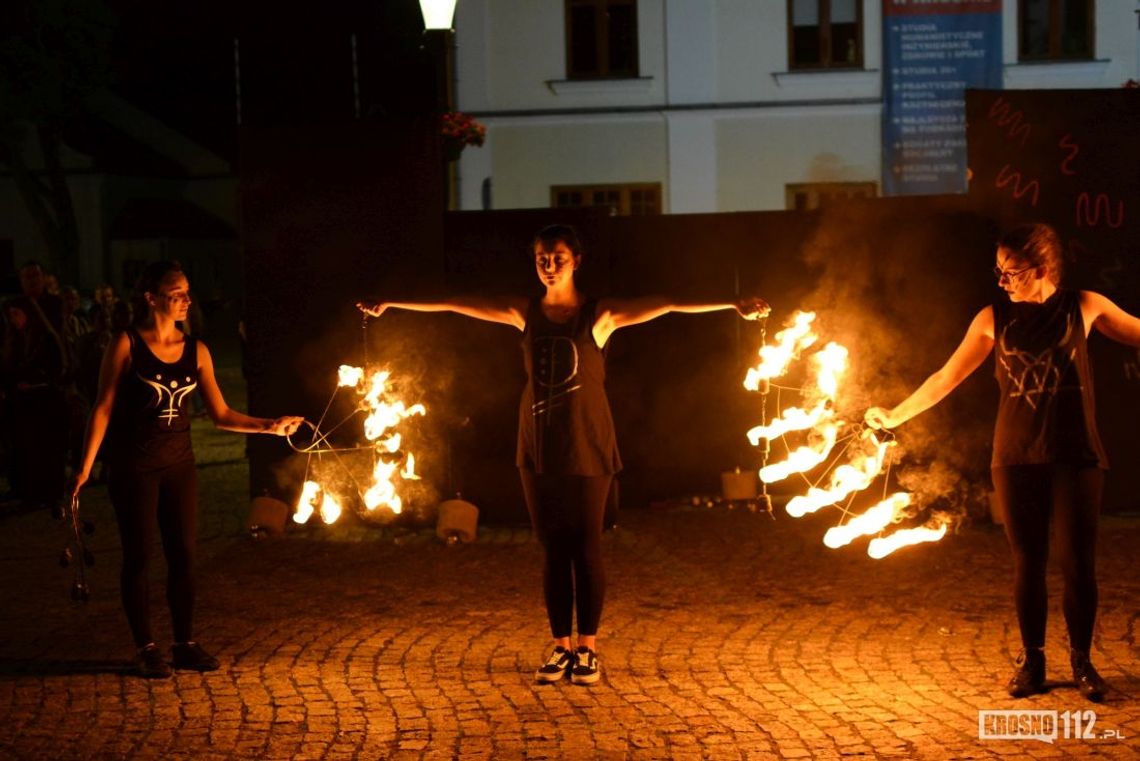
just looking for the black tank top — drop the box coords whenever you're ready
[992,289,1107,468]
[107,327,199,470]
[517,297,621,476]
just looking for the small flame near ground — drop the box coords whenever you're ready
[745,311,952,558]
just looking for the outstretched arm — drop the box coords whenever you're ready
[197,342,304,435]
[865,306,995,429]
[592,295,769,347]
[1081,291,1140,347]
[356,295,529,331]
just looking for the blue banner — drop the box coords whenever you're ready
[882,0,1003,195]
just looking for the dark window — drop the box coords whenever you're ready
[1019,0,1094,60]
[789,0,862,70]
[552,183,661,215]
[785,182,877,211]
[566,0,639,79]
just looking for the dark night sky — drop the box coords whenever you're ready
[107,0,438,161]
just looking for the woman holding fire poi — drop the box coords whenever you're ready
[865,224,1140,702]
[72,261,304,678]
[359,224,769,684]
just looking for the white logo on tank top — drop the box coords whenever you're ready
[139,373,198,426]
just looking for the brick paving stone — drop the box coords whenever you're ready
[1,421,1138,759]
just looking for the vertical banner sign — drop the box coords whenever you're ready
[883,0,1002,195]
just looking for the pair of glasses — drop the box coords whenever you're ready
[161,293,192,305]
[992,264,1035,282]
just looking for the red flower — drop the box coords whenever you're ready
[440,111,486,152]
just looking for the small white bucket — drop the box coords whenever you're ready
[721,469,759,501]
[436,498,479,543]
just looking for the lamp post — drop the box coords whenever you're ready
[418,0,458,31]
[420,0,457,114]
[419,0,459,207]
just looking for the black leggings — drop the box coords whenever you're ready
[108,460,199,648]
[519,470,612,639]
[992,464,1102,653]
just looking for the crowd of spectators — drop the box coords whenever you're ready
[1,262,139,513]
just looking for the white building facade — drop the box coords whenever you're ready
[454,0,1140,214]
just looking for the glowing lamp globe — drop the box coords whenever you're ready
[419,0,458,30]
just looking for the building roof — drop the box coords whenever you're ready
[108,197,235,240]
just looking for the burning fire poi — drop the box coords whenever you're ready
[744,311,951,557]
[292,365,426,525]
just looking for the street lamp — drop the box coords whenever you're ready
[419,0,457,31]
[419,0,459,208]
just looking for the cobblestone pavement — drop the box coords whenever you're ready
[1,425,1137,759]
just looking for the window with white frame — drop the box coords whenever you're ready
[788,0,863,70]
[1019,0,1094,61]
[565,0,639,79]
[785,182,877,211]
[552,183,661,215]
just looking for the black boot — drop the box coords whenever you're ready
[1070,649,1107,703]
[1006,648,1045,698]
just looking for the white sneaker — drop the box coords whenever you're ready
[571,646,600,685]
[535,646,573,683]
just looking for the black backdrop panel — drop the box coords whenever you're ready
[240,120,444,511]
[967,88,1140,512]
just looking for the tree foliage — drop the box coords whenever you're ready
[0,0,114,279]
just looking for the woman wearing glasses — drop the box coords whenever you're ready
[865,223,1140,702]
[72,260,304,678]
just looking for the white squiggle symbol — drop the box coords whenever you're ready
[139,374,198,426]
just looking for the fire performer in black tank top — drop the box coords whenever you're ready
[865,224,1140,702]
[359,224,769,685]
[71,261,304,679]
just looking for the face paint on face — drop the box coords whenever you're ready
[534,242,578,288]
[151,273,192,319]
[995,248,1042,303]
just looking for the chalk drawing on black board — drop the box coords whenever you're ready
[987,96,1032,146]
[1076,192,1125,229]
[1058,133,1080,176]
[995,164,1040,207]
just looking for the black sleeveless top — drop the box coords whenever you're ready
[992,289,1107,469]
[107,327,199,471]
[517,298,621,476]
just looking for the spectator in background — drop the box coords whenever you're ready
[61,286,91,340]
[19,262,65,337]
[93,283,117,315]
[0,296,67,513]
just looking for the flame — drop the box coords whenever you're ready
[786,432,893,518]
[364,458,402,514]
[744,312,948,557]
[744,311,818,390]
[401,453,420,480]
[867,521,949,559]
[747,342,847,443]
[319,492,342,524]
[759,423,839,483]
[338,365,365,387]
[362,370,426,441]
[297,366,427,524]
[823,492,911,549]
[294,480,321,524]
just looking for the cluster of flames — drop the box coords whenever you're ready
[745,311,949,558]
[294,365,426,525]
